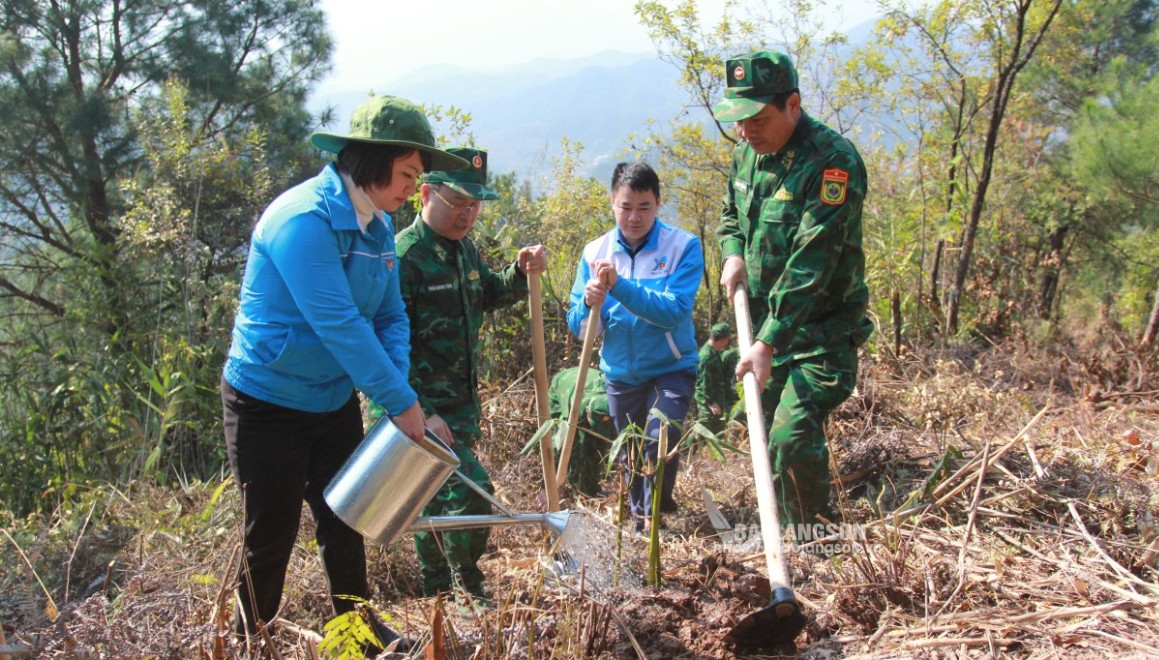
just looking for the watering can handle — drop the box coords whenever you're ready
[453,469,516,517]
[422,427,517,517]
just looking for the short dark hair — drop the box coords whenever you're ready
[610,161,661,199]
[769,88,800,111]
[336,142,432,188]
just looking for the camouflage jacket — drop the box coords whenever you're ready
[718,112,874,365]
[694,342,731,409]
[547,366,616,444]
[722,347,740,409]
[397,217,528,443]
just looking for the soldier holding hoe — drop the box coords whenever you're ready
[714,51,874,531]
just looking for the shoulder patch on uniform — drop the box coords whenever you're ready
[820,168,848,206]
[773,188,794,201]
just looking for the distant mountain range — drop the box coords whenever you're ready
[309,51,706,187]
[308,18,881,188]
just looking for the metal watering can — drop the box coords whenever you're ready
[324,416,572,545]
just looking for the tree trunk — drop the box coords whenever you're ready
[1143,277,1159,347]
[926,239,944,333]
[1037,224,1068,319]
[891,289,903,356]
[946,0,1062,335]
[930,239,943,305]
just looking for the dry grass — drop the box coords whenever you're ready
[1,340,1157,658]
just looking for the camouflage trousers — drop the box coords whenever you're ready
[413,441,492,596]
[564,430,607,497]
[760,346,858,528]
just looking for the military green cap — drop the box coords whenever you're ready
[423,147,499,201]
[310,95,469,172]
[712,51,799,122]
[710,322,732,339]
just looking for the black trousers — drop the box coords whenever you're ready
[221,378,367,634]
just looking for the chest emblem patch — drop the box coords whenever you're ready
[821,168,849,206]
[774,189,795,201]
[652,256,669,274]
[468,269,480,281]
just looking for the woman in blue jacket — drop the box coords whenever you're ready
[221,95,467,641]
[567,162,703,531]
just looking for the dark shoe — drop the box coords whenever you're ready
[421,581,452,599]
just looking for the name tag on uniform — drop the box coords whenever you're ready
[426,283,454,292]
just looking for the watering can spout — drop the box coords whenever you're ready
[408,510,576,538]
[542,510,573,536]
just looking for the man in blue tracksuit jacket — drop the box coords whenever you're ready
[567,161,703,531]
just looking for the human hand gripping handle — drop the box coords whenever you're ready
[720,255,746,302]
[424,413,455,447]
[518,244,547,276]
[583,259,616,307]
[391,401,427,443]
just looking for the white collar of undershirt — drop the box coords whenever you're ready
[339,171,379,233]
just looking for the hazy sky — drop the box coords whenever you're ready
[315,0,879,96]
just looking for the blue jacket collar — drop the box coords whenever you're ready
[614,219,665,254]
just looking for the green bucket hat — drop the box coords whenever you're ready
[710,322,732,339]
[423,147,499,201]
[712,51,799,122]
[310,95,469,172]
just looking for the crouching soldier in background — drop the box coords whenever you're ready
[396,147,547,611]
[547,365,617,497]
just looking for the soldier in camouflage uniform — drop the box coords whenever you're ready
[547,366,616,497]
[396,147,547,602]
[722,346,741,420]
[713,52,874,529]
[694,322,734,434]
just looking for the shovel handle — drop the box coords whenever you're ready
[733,285,793,591]
[529,273,561,512]
[555,300,601,486]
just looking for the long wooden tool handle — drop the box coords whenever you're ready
[529,273,560,512]
[733,284,793,590]
[555,300,601,486]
